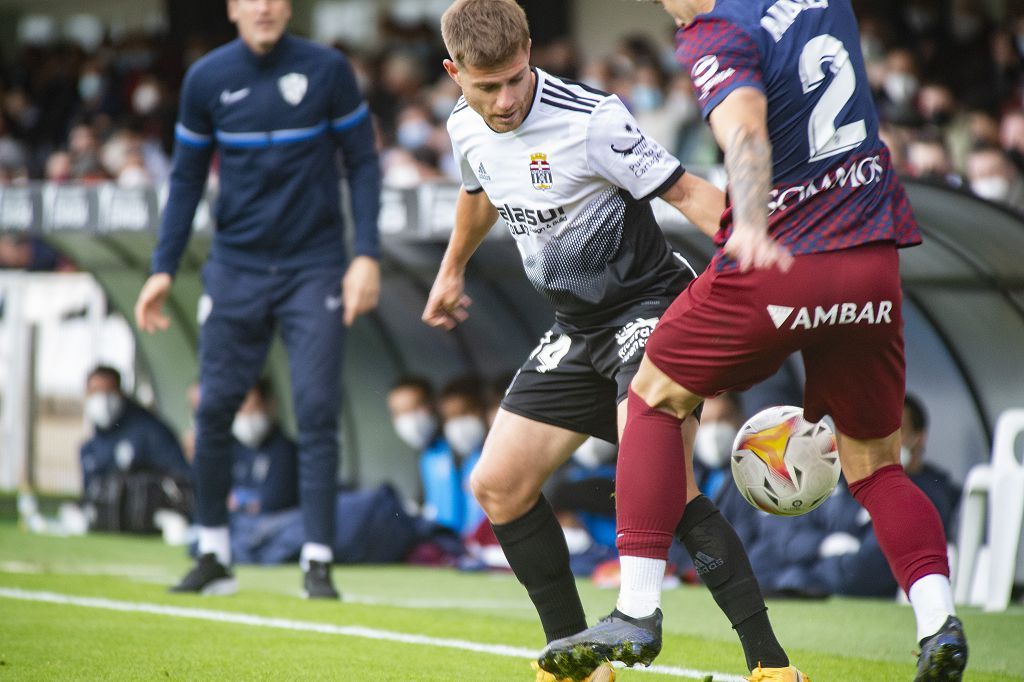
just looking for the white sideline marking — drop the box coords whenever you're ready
[342,594,534,610]
[0,587,746,681]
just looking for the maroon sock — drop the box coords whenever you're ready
[848,464,949,592]
[615,388,689,560]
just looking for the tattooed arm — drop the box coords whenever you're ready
[708,87,792,272]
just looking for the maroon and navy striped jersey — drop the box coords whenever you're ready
[675,0,921,256]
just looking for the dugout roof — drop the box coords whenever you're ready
[2,178,1020,490]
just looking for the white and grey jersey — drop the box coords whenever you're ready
[448,68,694,331]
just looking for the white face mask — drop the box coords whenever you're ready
[971,176,1011,203]
[132,83,160,115]
[883,72,919,105]
[232,412,271,449]
[573,437,618,469]
[631,85,663,113]
[900,446,913,469]
[694,422,737,469]
[84,392,125,430]
[444,415,486,455]
[396,119,433,150]
[393,409,438,451]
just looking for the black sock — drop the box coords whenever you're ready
[492,495,587,642]
[676,495,789,670]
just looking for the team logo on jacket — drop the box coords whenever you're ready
[530,152,553,190]
[278,73,308,105]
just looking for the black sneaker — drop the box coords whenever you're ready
[915,616,968,681]
[169,553,237,595]
[537,608,662,680]
[303,560,340,600]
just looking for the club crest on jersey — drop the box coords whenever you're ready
[278,73,308,106]
[530,152,553,191]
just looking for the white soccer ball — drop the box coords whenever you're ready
[730,405,840,517]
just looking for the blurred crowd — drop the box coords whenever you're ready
[0,2,1020,214]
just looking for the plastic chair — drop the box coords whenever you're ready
[954,409,1024,612]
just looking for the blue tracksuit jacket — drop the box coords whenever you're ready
[152,33,380,275]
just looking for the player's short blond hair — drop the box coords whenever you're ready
[441,0,530,69]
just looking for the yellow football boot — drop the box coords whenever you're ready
[531,660,616,682]
[747,664,811,682]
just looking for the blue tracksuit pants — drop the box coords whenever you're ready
[193,260,345,546]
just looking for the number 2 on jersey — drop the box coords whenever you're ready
[799,34,867,163]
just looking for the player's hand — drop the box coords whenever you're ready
[422,268,472,330]
[135,273,173,333]
[342,255,381,326]
[724,227,793,273]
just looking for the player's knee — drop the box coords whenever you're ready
[470,468,534,522]
[630,362,698,420]
[837,429,901,483]
[469,468,499,512]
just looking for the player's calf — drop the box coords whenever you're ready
[676,495,789,671]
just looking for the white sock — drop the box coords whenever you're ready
[300,542,333,571]
[908,573,956,643]
[616,556,666,619]
[198,526,231,567]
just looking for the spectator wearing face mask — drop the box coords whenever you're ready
[79,365,189,495]
[900,394,960,538]
[388,375,484,536]
[692,392,745,501]
[229,380,299,516]
[878,49,922,126]
[670,393,770,584]
[758,394,961,598]
[965,145,1024,213]
[906,136,961,188]
[388,376,441,456]
[436,376,488,536]
[689,393,764,561]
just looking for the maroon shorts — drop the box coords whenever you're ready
[645,242,905,439]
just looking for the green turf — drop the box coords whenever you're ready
[0,519,1020,681]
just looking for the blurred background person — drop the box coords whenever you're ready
[228,380,298,517]
[965,145,1024,212]
[79,364,189,495]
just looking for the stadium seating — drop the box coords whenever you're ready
[954,408,1024,611]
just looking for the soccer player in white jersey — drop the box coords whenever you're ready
[424,2,800,680]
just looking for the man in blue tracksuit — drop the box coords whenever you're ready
[134,0,381,599]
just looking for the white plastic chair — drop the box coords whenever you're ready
[954,409,1024,612]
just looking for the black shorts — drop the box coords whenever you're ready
[500,311,665,444]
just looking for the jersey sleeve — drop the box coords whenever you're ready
[675,18,764,120]
[328,52,381,260]
[586,96,684,202]
[447,122,484,194]
[328,52,371,135]
[152,65,215,276]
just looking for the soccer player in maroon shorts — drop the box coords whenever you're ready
[539,1,967,681]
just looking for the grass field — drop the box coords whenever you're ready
[0,514,1021,681]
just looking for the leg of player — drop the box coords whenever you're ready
[840,431,968,681]
[472,409,590,642]
[539,357,806,682]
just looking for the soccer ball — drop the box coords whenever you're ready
[730,406,840,516]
